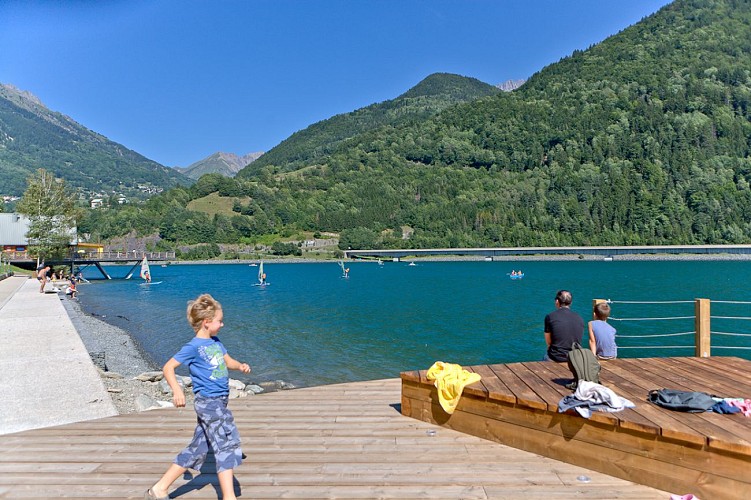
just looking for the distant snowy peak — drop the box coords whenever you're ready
[177,151,264,179]
[496,79,526,92]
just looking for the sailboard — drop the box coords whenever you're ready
[339,260,349,278]
[254,260,269,286]
[140,257,153,283]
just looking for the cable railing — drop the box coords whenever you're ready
[594,298,751,357]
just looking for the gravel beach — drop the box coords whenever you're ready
[60,297,195,413]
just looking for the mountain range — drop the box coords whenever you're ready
[14,0,751,252]
[223,0,751,248]
[175,151,264,179]
[0,83,190,198]
[0,71,497,197]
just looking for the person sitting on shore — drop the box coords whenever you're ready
[589,301,617,360]
[65,279,78,299]
[543,289,585,362]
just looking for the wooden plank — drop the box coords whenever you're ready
[506,362,588,414]
[467,364,516,404]
[462,365,488,399]
[399,370,420,383]
[0,376,674,499]
[9,361,751,500]
[629,358,751,454]
[600,360,714,445]
[402,394,741,499]
[404,391,749,498]
[488,363,547,410]
[661,357,751,396]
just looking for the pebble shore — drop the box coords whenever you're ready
[59,297,187,413]
[60,295,291,414]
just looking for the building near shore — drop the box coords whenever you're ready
[0,212,93,261]
[0,213,31,258]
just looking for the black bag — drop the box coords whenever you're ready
[566,342,601,390]
[648,388,716,412]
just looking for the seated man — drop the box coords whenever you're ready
[544,289,584,362]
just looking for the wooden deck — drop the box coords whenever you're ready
[401,356,751,500]
[0,378,670,499]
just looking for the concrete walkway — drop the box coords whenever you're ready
[0,275,117,435]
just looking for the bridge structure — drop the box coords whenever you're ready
[344,244,751,260]
[7,251,176,280]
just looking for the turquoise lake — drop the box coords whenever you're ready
[76,260,751,388]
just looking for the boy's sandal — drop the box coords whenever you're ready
[144,488,169,500]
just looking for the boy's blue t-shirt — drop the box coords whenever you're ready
[173,336,229,397]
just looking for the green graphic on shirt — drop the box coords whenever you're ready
[199,343,228,380]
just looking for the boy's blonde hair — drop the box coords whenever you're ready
[594,301,611,320]
[187,294,222,332]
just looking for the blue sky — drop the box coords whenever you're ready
[0,1,672,168]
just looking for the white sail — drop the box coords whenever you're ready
[258,260,265,284]
[139,257,151,282]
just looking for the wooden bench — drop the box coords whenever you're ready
[401,357,751,500]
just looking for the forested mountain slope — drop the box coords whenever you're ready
[241,73,499,175]
[241,0,751,247]
[0,83,190,198]
[84,0,751,250]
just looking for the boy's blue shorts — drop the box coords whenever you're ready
[174,395,243,473]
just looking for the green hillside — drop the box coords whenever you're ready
[243,0,751,247]
[0,84,190,198]
[240,73,500,175]
[83,0,751,250]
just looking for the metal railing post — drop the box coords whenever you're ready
[695,298,711,358]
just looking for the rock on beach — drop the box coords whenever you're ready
[61,296,294,414]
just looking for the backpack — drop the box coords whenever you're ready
[566,342,601,390]
[648,388,716,412]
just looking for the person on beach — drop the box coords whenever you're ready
[589,301,617,360]
[543,289,585,362]
[37,265,50,293]
[65,278,78,299]
[146,294,250,500]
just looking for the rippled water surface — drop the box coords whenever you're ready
[77,260,751,387]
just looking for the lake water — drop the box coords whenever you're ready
[76,259,751,388]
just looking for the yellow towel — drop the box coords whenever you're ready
[426,361,482,414]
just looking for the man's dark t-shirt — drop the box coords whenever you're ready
[544,307,585,362]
